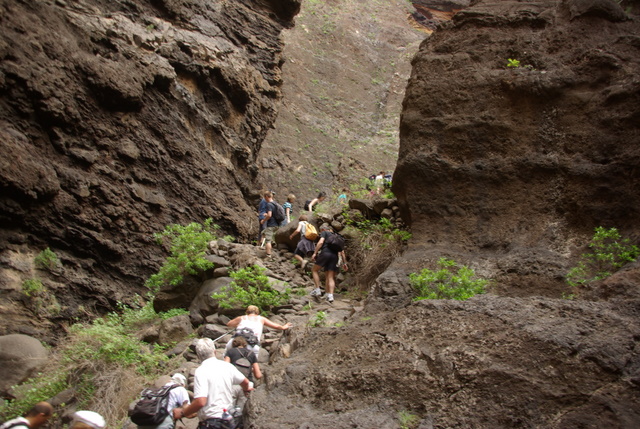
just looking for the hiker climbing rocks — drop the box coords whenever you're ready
[304,192,326,214]
[224,336,262,414]
[172,339,252,428]
[135,373,190,429]
[259,191,279,258]
[337,188,348,205]
[283,194,295,225]
[225,305,292,358]
[310,225,348,303]
[374,171,385,194]
[0,402,53,429]
[257,192,268,244]
[70,411,106,429]
[289,214,317,271]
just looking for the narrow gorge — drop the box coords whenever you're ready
[1,0,640,428]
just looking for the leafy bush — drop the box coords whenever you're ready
[566,227,639,288]
[0,302,174,425]
[409,258,488,301]
[34,248,59,271]
[398,410,420,429]
[145,219,219,293]
[158,308,189,320]
[22,278,45,297]
[212,265,290,311]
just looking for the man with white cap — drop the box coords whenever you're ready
[172,338,252,428]
[70,411,105,429]
[137,373,190,429]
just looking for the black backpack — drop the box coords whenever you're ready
[303,199,311,211]
[234,327,259,346]
[272,202,285,224]
[130,384,179,426]
[232,349,253,379]
[325,232,345,252]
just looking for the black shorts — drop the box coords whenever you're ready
[315,250,339,272]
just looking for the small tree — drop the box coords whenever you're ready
[145,219,218,293]
[409,258,488,301]
[212,265,290,311]
[566,227,639,288]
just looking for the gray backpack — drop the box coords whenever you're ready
[233,349,253,378]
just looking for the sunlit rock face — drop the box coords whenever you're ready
[395,0,640,295]
[409,0,472,32]
[0,0,299,334]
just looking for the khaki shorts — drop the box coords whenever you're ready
[262,226,278,243]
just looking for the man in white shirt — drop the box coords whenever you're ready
[172,339,252,428]
[0,402,52,429]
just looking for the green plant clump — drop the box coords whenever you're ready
[309,311,327,327]
[145,219,218,293]
[409,258,488,301]
[566,227,639,288]
[212,265,290,311]
[22,278,45,297]
[398,410,420,429]
[35,248,59,271]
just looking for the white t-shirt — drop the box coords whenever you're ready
[194,358,246,420]
[237,315,264,340]
[0,417,29,429]
[164,382,190,412]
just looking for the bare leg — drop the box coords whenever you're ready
[265,240,272,256]
[312,264,322,289]
[325,271,336,295]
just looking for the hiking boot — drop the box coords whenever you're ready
[326,293,334,303]
[310,288,322,297]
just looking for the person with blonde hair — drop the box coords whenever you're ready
[225,305,292,358]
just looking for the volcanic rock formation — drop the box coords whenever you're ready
[0,0,300,335]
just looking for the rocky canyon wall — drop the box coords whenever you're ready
[0,0,299,335]
[394,0,640,295]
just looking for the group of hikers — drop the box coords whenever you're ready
[3,306,292,429]
[257,190,348,303]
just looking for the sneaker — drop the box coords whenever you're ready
[326,293,334,303]
[310,288,322,297]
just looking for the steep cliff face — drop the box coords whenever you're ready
[395,0,640,295]
[0,0,299,335]
[256,0,424,199]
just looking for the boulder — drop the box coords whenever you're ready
[0,334,49,396]
[158,315,194,345]
[189,277,234,326]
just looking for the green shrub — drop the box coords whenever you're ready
[566,227,639,288]
[0,301,176,426]
[158,308,189,320]
[145,219,218,293]
[212,265,290,311]
[398,410,420,429]
[35,248,59,271]
[309,311,327,327]
[0,372,68,421]
[410,258,488,301]
[22,278,45,297]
